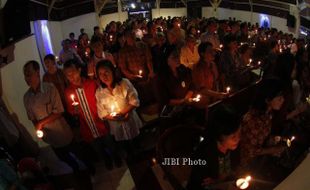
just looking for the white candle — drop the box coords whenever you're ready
[87,40,90,44]
[248,35,251,39]
[219,44,223,49]
[258,61,261,65]
[36,129,44,138]
[70,94,79,106]
[236,176,251,189]
[197,30,200,34]
[249,59,252,63]
[240,42,244,46]
[137,70,143,78]
[279,48,283,53]
[226,86,231,93]
[253,43,256,47]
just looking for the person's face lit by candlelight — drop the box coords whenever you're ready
[63,63,82,87]
[23,61,40,91]
[268,95,284,111]
[98,66,114,87]
[218,127,241,151]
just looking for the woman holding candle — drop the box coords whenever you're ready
[239,79,287,170]
[95,60,142,161]
[187,106,241,190]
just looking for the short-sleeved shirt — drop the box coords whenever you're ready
[65,79,108,142]
[96,79,142,141]
[239,109,272,166]
[24,82,73,147]
[180,45,200,69]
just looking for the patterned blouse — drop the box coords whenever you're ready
[239,109,272,166]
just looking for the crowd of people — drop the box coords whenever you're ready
[0,15,310,190]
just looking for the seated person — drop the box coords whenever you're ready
[187,106,241,190]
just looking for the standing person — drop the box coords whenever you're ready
[23,60,79,173]
[43,54,68,107]
[63,60,121,169]
[179,34,200,70]
[95,60,142,162]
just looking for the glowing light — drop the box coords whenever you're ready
[219,44,223,49]
[34,20,54,56]
[236,176,252,189]
[36,130,44,138]
[199,136,204,142]
[260,14,270,28]
[192,94,201,102]
[287,136,295,147]
[226,87,231,93]
[131,3,136,9]
[70,94,79,106]
[258,61,261,65]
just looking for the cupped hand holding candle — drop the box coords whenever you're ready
[236,176,252,189]
[110,104,117,117]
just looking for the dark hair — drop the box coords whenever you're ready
[23,60,40,73]
[44,54,55,62]
[208,105,241,142]
[251,78,284,113]
[69,32,75,37]
[274,52,295,87]
[198,42,213,57]
[96,60,122,88]
[93,26,100,31]
[269,40,278,49]
[63,59,80,70]
[239,43,250,55]
[223,34,237,49]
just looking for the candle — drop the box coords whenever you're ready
[36,129,44,138]
[85,51,89,57]
[258,61,261,65]
[110,104,117,117]
[248,35,251,39]
[109,35,113,41]
[55,56,59,61]
[249,59,252,64]
[192,94,201,102]
[74,45,77,49]
[240,42,244,46]
[236,176,251,189]
[197,30,200,34]
[264,37,267,41]
[152,158,157,165]
[137,70,143,78]
[70,94,79,106]
[278,40,281,44]
[253,43,256,47]
[226,86,231,93]
[255,29,258,34]
[87,40,90,44]
[177,23,181,28]
[279,48,283,53]
[199,136,204,142]
[219,44,223,49]
[286,136,295,147]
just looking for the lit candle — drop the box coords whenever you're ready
[248,35,251,39]
[253,43,256,47]
[85,51,89,57]
[110,104,117,117]
[199,136,204,142]
[70,94,79,106]
[258,61,261,65]
[192,94,201,102]
[255,29,258,34]
[109,35,113,41]
[137,70,143,78]
[87,40,90,44]
[74,45,77,49]
[249,59,252,64]
[55,56,59,61]
[279,48,283,53]
[268,34,271,38]
[240,42,244,46]
[286,136,295,147]
[264,37,267,41]
[226,86,231,93]
[219,44,223,49]
[278,40,281,44]
[152,158,157,165]
[236,176,252,189]
[36,129,44,138]
[197,30,200,34]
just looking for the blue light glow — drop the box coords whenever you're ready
[259,14,270,28]
[34,20,54,55]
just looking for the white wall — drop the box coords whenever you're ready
[99,12,128,29]
[61,12,97,41]
[48,21,63,56]
[202,7,295,35]
[1,35,45,144]
[152,8,187,19]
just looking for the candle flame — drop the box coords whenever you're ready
[219,44,223,48]
[226,87,231,93]
[36,130,44,138]
[258,61,261,65]
[236,176,252,189]
[139,70,143,76]
[249,59,252,63]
